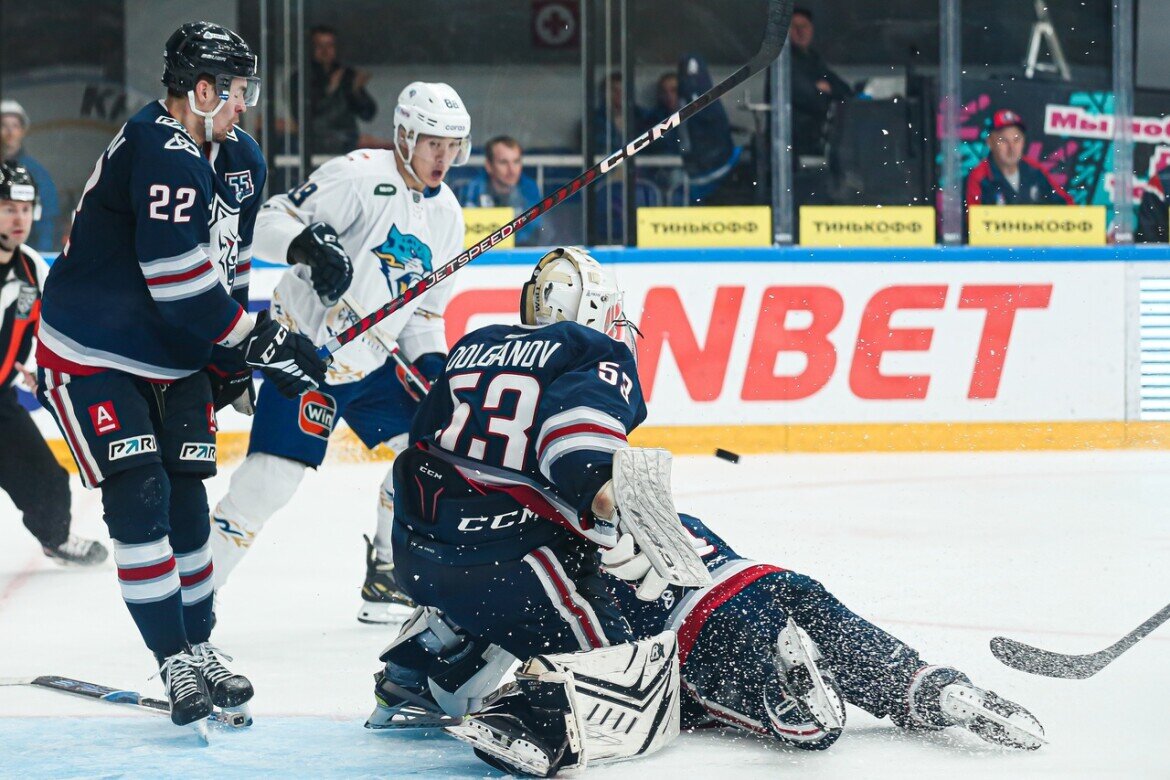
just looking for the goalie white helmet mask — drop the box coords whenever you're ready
[520,247,638,357]
[393,82,471,168]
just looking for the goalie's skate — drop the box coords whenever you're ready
[445,687,580,778]
[900,665,1045,750]
[773,617,846,740]
[358,535,415,624]
[365,670,462,729]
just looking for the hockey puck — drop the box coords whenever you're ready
[714,448,740,463]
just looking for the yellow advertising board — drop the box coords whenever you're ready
[968,205,1106,246]
[636,206,771,248]
[462,207,517,249]
[799,206,936,247]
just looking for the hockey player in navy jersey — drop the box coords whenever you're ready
[610,513,1046,752]
[368,509,1045,771]
[366,247,695,775]
[34,22,326,732]
[209,82,469,625]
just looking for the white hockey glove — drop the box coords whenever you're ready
[595,481,670,602]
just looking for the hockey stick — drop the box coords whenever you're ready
[338,293,431,398]
[0,675,250,726]
[316,0,794,360]
[990,601,1170,679]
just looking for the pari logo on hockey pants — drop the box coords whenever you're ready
[298,390,337,440]
[108,435,157,461]
[179,443,217,462]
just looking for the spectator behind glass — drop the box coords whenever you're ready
[789,7,852,156]
[458,136,553,246]
[591,72,655,152]
[1136,163,1169,243]
[289,25,378,157]
[965,110,1073,208]
[1,101,60,252]
[675,53,738,204]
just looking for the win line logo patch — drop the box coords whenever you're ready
[298,391,337,440]
[108,435,157,461]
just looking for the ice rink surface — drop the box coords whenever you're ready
[2,449,1168,778]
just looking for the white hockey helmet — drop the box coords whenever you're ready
[393,82,471,166]
[520,247,637,356]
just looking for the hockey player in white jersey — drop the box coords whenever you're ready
[209,82,469,622]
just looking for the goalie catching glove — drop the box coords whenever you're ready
[240,310,327,398]
[287,221,354,306]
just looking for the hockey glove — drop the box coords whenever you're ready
[206,345,255,413]
[287,222,354,306]
[242,310,328,398]
[394,351,446,403]
[601,533,669,601]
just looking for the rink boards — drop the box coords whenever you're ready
[34,245,1170,461]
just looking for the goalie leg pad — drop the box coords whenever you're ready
[447,631,681,775]
[537,630,681,766]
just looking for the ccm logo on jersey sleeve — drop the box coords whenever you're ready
[180,443,217,462]
[109,435,158,460]
[298,391,337,439]
[88,402,121,435]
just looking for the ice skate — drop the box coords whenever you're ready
[900,665,1045,750]
[365,668,461,729]
[191,642,254,711]
[773,617,846,742]
[446,687,579,778]
[357,535,415,624]
[42,535,108,566]
[157,650,213,737]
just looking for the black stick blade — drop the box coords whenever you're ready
[989,636,1103,679]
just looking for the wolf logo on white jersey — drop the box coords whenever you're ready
[253,149,464,384]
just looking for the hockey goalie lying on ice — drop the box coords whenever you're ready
[361,247,1046,776]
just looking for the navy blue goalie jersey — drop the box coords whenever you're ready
[37,100,266,381]
[611,514,784,662]
[408,321,647,551]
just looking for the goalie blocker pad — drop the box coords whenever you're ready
[446,631,681,774]
[612,448,712,588]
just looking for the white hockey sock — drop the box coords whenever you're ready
[210,453,306,589]
[372,465,396,561]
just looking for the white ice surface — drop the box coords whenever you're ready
[2,451,1168,778]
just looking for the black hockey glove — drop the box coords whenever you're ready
[205,345,255,413]
[287,222,354,306]
[241,310,328,398]
[394,351,446,403]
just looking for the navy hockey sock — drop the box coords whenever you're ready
[169,475,215,645]
[102,466,187,658]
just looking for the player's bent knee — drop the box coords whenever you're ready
[168,474,211,553]
[100,463,171,544]
[219,453,307,524]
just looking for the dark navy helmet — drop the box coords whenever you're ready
[162,21,260,105]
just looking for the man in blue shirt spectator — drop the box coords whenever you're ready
[1,101,60,252]
[459,136,552,246]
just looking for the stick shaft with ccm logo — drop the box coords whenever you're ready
[315,0,794,360]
